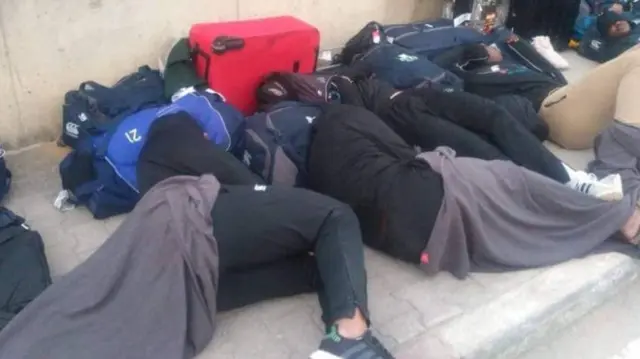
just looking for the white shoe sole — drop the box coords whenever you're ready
[597,191,624,202]
[310,350,343,359]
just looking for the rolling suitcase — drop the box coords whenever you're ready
[189,16,320,115]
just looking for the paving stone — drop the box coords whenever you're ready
[67,221,110,254]
[377,310,426,344]
[44,241,81,277]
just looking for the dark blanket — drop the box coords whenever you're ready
[0,175,220,359]
[137,112,262,195]
[589,121,640,205]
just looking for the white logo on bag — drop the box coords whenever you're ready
[243,150,252,166]
[65,122,79,137]
[397,53,418,62]
[78,113,88,122]
[254,185,267,192]
[305,116,316,123]
[590,40,602,50]
[124,128,142,143]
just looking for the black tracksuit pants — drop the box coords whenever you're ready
[212,185,369,326]
[384,88,570,183]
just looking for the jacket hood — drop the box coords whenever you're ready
[597,11,630,37]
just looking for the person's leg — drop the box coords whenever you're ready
[217,254,318,311]
[540,48,640,149]
[400,89,571,183]
[212,185,393,357]
[385,93,509,161]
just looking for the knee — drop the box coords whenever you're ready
[326,203,359,226]
[621,47,640,64]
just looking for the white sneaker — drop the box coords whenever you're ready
[573,173,623,201]
[532,36,570,70]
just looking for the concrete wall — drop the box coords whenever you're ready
[0,0,443,149]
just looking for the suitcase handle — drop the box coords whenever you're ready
[191,44,213,81]
[212,36,245,55]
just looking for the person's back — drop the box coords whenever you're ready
[308,104,443,262]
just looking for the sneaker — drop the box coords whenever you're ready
[574,173,624,201]
[310,325,395,359]
[532,36,570,70]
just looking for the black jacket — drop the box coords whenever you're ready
[308,104,444,262]
[433,37,567,110]
[137,112,262,195]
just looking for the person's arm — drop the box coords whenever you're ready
[431,44,476,69]
[504,34,568,84]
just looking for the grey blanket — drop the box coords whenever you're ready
[418,147,636,279]
[589,121,640,206]
[0,175,220,359]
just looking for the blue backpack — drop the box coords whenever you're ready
[243,101,321,187]
[61,66,166,150]
[59,136,140,219]
[383,19,486,59]
[101,89,245,192]
[59,89,245,219]
[356,43,463,91]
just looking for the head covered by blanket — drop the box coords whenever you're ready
[137,111,262,195]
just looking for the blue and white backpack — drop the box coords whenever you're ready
[59,88,245,218]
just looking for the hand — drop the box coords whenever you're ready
[506,34,519,44]
[610,3,624,14]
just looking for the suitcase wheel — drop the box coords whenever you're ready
[212,36,246,55]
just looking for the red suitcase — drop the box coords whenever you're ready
[189,16,320,115]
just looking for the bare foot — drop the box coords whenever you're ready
[621,208,640,244]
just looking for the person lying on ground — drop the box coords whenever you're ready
[579,9,640,62]
[0,119,396,359]
[574,0,640,41]
[334,76,623,199]
[433,33,640,150]
[307,104,640,278]
[137,113,395,359]
[329,74,622,199]
[136,111,263,194]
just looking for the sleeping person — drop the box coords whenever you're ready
[307,104,640,278]
[579,9,640,62]
[434,33,640,151]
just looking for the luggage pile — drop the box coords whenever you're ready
[53,14,565,219]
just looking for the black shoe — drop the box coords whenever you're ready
[309,325,395,359]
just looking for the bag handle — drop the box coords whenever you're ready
[191,43,212,80]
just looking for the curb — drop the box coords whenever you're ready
[395,253,639,359]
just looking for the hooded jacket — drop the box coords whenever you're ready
[432,36,567,110]
[584,10,640,62]
[137,112,262,195]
